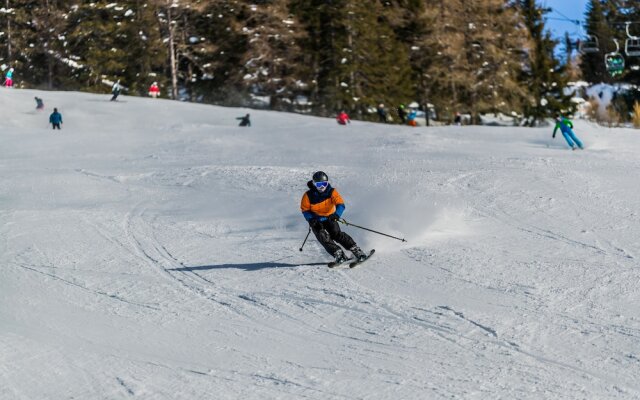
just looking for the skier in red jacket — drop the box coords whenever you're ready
[148,82,160,98]
[336,111,350,125]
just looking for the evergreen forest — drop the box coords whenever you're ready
[1,0,639,124]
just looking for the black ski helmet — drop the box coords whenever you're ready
[312,171,328,183]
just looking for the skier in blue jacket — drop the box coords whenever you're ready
[49,108,63,130]
[553,115,583,150]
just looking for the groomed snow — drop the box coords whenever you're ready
[2,89,640,399]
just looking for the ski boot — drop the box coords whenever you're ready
[350,246,367,262]
[334,249,349,264]
[328,249,349,268]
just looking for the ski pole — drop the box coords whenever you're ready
[299,227,311,251]
[338,218,407,242]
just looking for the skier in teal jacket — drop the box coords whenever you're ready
[49,108,63,130]
[553,115,583,150]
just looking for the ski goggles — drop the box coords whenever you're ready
[314,181,329,189]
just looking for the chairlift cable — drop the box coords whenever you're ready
[548,9,582,26]
[546,17,580,24]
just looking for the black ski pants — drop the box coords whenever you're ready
[312,219,356,256]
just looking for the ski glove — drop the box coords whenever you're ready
[309,219,322,230]
[328,214,339,222]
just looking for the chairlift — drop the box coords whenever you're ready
[605,39,625,76]
[624,22,640,57]
[579,35,600,54]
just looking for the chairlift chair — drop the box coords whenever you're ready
[624,22,640,57]
[626,39,640,57]
[579,35,600,54]
[605,39,625,76]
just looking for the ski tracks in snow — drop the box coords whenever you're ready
[123,202,237,315]
[428,159,640,395]
[120,200,584,396]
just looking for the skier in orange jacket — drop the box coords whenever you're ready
[301,171,366,265]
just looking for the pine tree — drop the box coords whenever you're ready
[63,1,158,92]
[381,0,429,119]
[418,0,527,123]
[563,32,582,82]
[0,1,13,63]
[0,0,70,86]
[15,0,66,88]
[519,0,575,125]
[292,0,414,118]
[0,0,592,123]
[580,0,618,83]
[290,0,351,115]
[341,0,414,119]
[229,0,309,110]
[123,0,166,97]
[148,0,190,99]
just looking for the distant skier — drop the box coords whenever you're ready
[4,67,14,88]
[49,108,63,130]
[148,82,160,98]
[407,109,418,127]
[110,80,121,101]
[35,97,44,111]
[377,103,388,123]
[397,104,406,124]
[300,171,367,265]
[237,113,251,127]
[553,115,583,150]
[454,112,462,126]
[336,111,350,125]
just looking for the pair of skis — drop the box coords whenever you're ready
[328,249,375,269]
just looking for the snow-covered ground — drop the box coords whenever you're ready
[2,89,640,399]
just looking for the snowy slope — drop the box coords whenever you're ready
[2,89,640,399]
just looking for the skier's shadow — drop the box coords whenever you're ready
[169,262,326,272]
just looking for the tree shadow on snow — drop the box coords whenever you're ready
[169,262,326,272]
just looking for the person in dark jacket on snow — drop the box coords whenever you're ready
[35,97,44,111]
[300,171,367,265]
[111,80,122,101]
[49,108,63,130]
[553,115,583,150]
[237,113,251,127]
[454,112,462,125]
[377,103,388,123]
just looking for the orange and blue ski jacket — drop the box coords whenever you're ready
[300,181,346,221]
